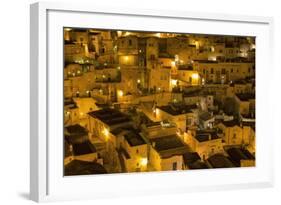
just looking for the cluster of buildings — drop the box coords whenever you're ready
[63,28,256,175]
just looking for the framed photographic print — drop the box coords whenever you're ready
[30,2,274,202]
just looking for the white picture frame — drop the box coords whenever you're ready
[30,2,274,202]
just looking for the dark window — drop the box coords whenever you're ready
[128,39,132,46]
[211,68,214,74]
[172,162,177,170]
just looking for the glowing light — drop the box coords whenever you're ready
[140,158,148,166]
[250,44,256,50]
[171,61,176,67]
[202,78,205,85]
[155,108,159,116]
[137,79,141,84]
[103,128,110,140]
[118,90,124,97]
[102,75,106,78]
[171,79,178,86]
[80,112,84,116]
[124,32,131,36]
[77,70,81,74]
[117,66,121,70]
[192,73,199,80]
[117,31,122,37]
[208,56,217,61]
[86,90,90,94]
[156,33,161,38]
[195,41,199,49]
[64,28,72,31]
[125,56,129,61]
[175,55,179,62]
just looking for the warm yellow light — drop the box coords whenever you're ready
[124,56,129,61]
[103,128,109,138]
[117,66,121,70]
[175,55,179,62]
[192,73,199,80]
[250,44,256,50]
[140,158,148,166]
[208,56,217,61]
[155,108,159,116]
[171,79,177,86]
[117,31,122,37]
[137,79,141,84]
[118,90,124,97]
[156,33,161,38]
[171,61,176,67]
[195,41,199,49]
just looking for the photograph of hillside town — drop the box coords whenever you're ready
[63,28,256,176]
